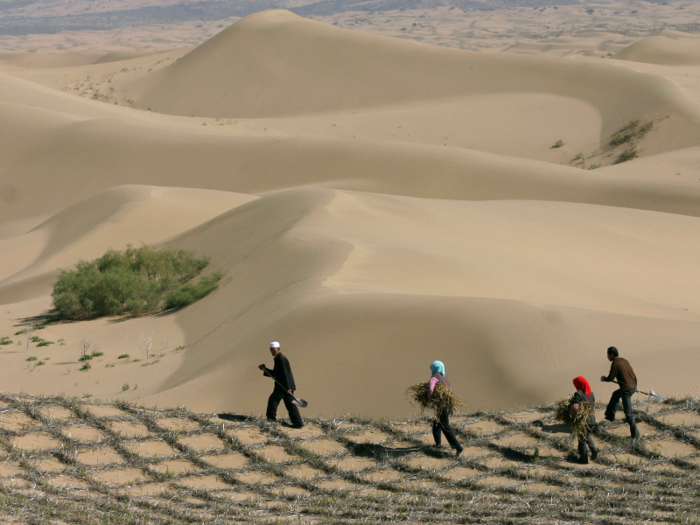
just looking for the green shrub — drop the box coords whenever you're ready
[26,357,37,362]
[122,383,130,391]
[118,354,130,359]
[51,245,222,320]
[552,139,564,148]
[164,272,224,310]
[80,362,91,371]
[609,119,653,148]
[617,146,639,163]
[91,351,104,358]
[37,341,54,347]
[79,355,93,362]
[0,337,12,345]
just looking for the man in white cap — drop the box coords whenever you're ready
[258,342,304,428]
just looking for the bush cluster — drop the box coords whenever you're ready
[52,245,223,320]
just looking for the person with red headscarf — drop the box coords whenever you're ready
[569,376,599,464]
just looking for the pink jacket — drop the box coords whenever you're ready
[428,376,439,399]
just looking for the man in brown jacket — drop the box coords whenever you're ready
[601,346,640,438]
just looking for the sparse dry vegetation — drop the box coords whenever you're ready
[0,393,698,523]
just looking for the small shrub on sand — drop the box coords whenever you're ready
[80,362,91,371]
[26,357,37,362]
[554,395,595,440]
[609,119,653,148]
[0,337,12,345]
[118,354,130,359]
[617,146,639,163]
[52,245,223,320]
[406,382,462,419]
[551,139,564,148]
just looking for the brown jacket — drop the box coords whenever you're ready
[605,357,637,391]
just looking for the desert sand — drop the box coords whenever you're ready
[0,7,700,419]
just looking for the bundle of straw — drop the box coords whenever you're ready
[554,395,595,440]
[406,381,462,419]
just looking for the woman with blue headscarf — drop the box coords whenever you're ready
[428,360,463,456]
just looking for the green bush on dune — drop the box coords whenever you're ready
[52,245,224,320]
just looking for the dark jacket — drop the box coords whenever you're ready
[433,373,451,389]
[605,357,637,391]
[572,390,596,427]
[264,352,296,391]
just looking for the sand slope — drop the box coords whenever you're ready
[615,35,700,66]
[122,11,700,156]
[0,11,700,417]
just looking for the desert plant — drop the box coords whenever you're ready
[118,354,130,359]
[139,332,153,359]
[552,139,564,148]
[122,383,130,391]
[617,146,639,163]
[26,357,37,362]
[37,341,54,347]
[51,245,220,320]
[18,328,37,351]
[80,362,91,371]
[163,272,224,310]
[78,336,97,360]
[0,337,12,345]
[609,119,653,148]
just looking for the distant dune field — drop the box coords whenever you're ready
[1,10,700,418]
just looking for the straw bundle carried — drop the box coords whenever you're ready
[554,395,595,440]
[406,381,462,419]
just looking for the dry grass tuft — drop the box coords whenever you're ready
[406,382,462,419]
[554,396,595,440]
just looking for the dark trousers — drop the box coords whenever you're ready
[432,412,462,452]
[605,388,639,438]
[578,428,597,459]
[266,387,303,427]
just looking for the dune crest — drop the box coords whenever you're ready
[121,10,700,154]
[615,35,700,66]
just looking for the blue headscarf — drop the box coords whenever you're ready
[430,360,445,376]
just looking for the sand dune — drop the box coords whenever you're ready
[615,35,700,66]
[0,11,699,417]
[145,187,700,414]
[121,11,700,152]
[0,186,255,304]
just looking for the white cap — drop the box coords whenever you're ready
[270,341,280,348]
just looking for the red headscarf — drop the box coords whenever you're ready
[573,376,591,397]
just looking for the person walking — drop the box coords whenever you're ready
[601,346,640,438]
[259,342,304,428]
[428,360,463,457]
[569,376,599,464]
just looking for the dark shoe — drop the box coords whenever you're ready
[579,455,589,464]
[604,414,615,422]
[590,449,598,461]
[631,430,641,439]
[455,447,463,457]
